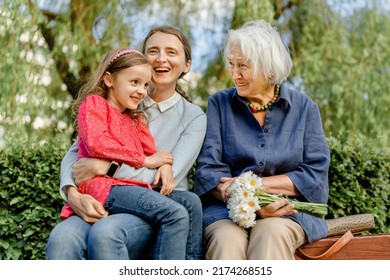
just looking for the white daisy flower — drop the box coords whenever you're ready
[227,171,262,228]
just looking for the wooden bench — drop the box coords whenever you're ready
[296,231,390,260]
[295,214,390,260]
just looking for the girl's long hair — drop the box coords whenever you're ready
[71,48,149,130]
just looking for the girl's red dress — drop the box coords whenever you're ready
[60,95,156,219]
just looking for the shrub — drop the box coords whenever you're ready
[326,136,390,234]
[0,136,388,259]
[0,137,67,260]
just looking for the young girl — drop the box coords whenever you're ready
[60,48,189,260]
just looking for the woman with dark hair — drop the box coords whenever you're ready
[46,26,206,260]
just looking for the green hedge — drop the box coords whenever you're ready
[327,136,390,232]
[0,136,389,259]
[0,137,67,260]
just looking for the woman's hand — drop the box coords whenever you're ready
[153,164,174,195]
[211,177,236,203]
[144,151,173,169]
[66,186,108,223]
[72,158,110,186]
[256,198,297,218]
[255,175,299,218]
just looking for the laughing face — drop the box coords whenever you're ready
[143,32,190,91]
[104,64,152,112]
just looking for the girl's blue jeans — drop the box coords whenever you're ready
[45,188,203,260]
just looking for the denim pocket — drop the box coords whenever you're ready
[137,189,173,210]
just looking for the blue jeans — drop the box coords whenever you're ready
[103,186,188,260]
[45,215,91,260]
[45,189,203,260]
[163,190,203,259]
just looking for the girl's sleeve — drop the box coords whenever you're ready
[78,95,146,168]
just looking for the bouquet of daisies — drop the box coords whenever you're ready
[227,171,328,228]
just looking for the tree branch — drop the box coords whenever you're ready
[27,1,82,99]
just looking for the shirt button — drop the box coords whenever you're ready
[259,162,264,166]
[261,144,265,147]
[264,128,268,133]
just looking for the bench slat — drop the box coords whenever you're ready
[295,234,390,260]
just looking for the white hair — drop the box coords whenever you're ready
[224,20,292,85]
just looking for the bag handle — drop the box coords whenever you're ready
[295,230,354,260]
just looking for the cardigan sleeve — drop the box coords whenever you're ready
[59,141,79,201]
[136,116,157,156]
[170,106,206,191]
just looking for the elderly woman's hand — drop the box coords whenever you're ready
[256,198,298,218]
[211,177,236,203]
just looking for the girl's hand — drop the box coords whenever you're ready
[144,151,173,169]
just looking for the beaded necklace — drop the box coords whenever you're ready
[245,84,280,113]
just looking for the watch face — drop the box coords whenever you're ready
[106,162,119,177]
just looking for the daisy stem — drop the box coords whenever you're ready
[254,189,328,219]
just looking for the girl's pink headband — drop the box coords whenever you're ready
[108,48,144,66]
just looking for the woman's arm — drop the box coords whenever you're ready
[59,141,79,200]
[257,175,299,218]
[170,111,206,189]
[66,186,108,223]
[261,174,300,196]
[194,95,232,197]
[115,105,206,190]
[215,176,298,218]
[60,142,109,222]
[114,163,156,183]
[284,102,330,203]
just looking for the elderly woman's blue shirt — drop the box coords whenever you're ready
[194,84,330,243]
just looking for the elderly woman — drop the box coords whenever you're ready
[194,20,330,260]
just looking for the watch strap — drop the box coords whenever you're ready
[106,161,120,177]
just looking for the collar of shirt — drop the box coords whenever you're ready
[143,92,181,112]
[277,83,293,107]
